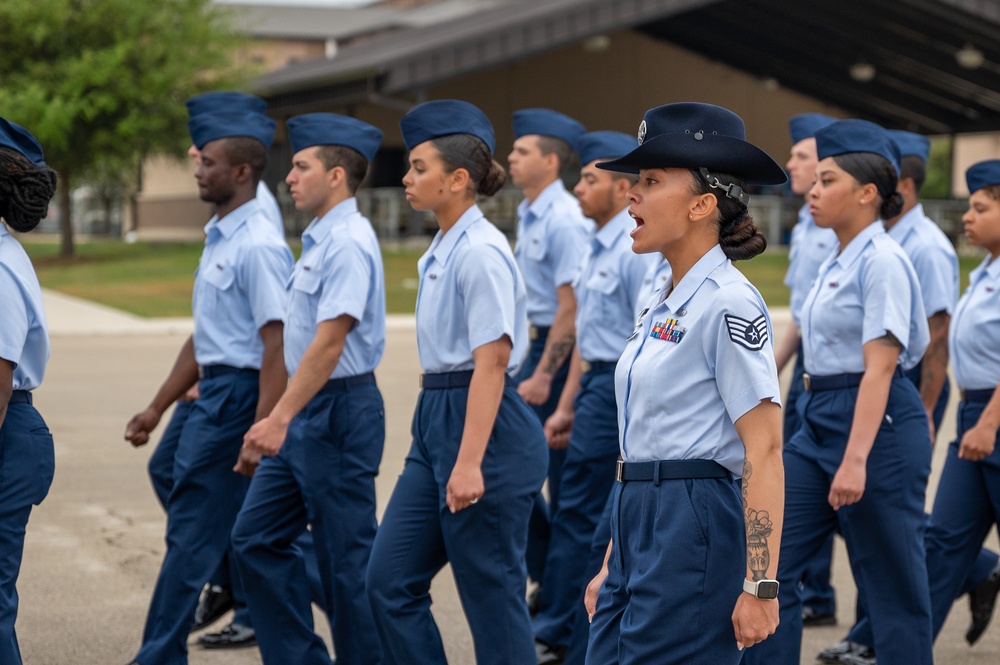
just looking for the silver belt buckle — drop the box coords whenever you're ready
[197,365,205,380]
[581,360,592,374]
[802,373,811,391]
[529,325,539,341]
[960,389,967,402]
[615,459,624,482]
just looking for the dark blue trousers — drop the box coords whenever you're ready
[586,476,746,664]
[514,331,570,583]
[366,381,547,665]
[925,397,1000,638]
[148,398,325,630]
[533,368,619,648]
[785,346,837,616]
[564,487,615,665]
[744,375,933,665]
[0,398,55,665]
[232,377,384,665]
[135,371,257,665]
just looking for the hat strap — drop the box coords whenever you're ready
[699,168,750,207]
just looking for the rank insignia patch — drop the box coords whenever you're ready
[725,314,768,350]
[650,318,686,343]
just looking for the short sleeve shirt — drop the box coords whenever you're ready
[574,208,657,362]
[615,245,781,477]
[0,224,49,390]
[284,198,386,378]
[949,256,1000,391]
[416,205,529,374]
[636,256,671,312]
[514,179,592,326]
[886,203,959,318]
[193,199,294,368]
[785,205,837,326]
[257,181,285,237]
[800,221,929,375]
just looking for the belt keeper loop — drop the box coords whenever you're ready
[652,461,661,486]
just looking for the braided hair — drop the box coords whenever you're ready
[0,147,57,233]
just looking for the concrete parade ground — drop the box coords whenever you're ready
[13,290,1000,664]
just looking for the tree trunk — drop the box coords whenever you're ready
[58,168,74,257]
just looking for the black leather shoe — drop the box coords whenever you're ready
[817,640,867,664]
[802,605,837,627]
[191,585,234,633]
[841,647,877,665]
[535,639,566,665]
[967,561,1000,645]
[198,622,257,649]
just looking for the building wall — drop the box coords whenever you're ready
[953,133,1000,197]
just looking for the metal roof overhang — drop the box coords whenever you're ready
[256,0,1000,133]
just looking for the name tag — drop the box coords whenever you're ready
[650,318,686,343]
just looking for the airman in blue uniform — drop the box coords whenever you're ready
[585,102,787,664]
[366,100,547,665]
[532,131,656,665]
[744,120,933,665]
[924,159,1000,645]
[123,110,293,665]
[0,116,58,665]
[230,112,386,665]
[774,113,840,627]
[507,109,591,588]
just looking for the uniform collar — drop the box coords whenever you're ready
[984,254,1000,280]
[593,207,631,249]
[0,221,9,243]
[303,197,358,246]
[664,244,728,312]
[518,179,568,222]
[427,204,484,268]
[204,198,261,240]
[798,202,814,226]
[886,203,923,243]
[831,219,884,271]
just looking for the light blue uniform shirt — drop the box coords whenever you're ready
[284,198,385,379]
[785,204,837,326]
[574,208,657,362]
[801,221,929,375]
[416,205,528,374]
[949,256,1000,391]
[636,255,671,312]
[515,179,592,326]
[257,181,285,237]
[615,245,781,476]
[0,223,49,391]
[887,203,959,318]
[193,198,294,368]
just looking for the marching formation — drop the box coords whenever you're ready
[0,91,998,665]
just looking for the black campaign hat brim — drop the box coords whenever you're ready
[596,133,787,186]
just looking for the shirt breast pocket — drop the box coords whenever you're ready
[525,237,547,261]
[289,270,322,329]
[199,263,236,314]
[586,270,621,318]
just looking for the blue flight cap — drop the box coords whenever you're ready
[0,116,46,166]
[400,100,495,153]
[287,113,383,162]
[186,91,267,119]
[965,159,1000,194]
[597,102,787,186]
[815,119,901,175]
[576,131,637,166]
[188,111,277,151]
[512,108,586,147]
[788,113,837,144]
[887,130,931,163]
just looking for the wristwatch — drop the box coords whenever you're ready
[743,578,779,599]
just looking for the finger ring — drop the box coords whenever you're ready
[470,498,479,504]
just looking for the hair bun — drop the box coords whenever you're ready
[477,160,506,197]
[720,213,767,261]
[0,148,57,233]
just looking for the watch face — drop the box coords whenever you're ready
[758,581,779,600]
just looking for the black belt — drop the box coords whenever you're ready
[420,370,513,389]
[199,365,260,380]
[581,360,617,374]
[9,390,32,405]
[528,325,551,342]
[616,459,729,483]
[803,366,904,391]
[319,372,376,393]
[961,388,995,404]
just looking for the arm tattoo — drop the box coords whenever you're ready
[742,459,775,581]
[543,335,576,374]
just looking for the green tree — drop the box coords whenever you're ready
[0,0,249,256]
[923,136,953,200]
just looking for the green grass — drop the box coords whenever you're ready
[19,238,989,317]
